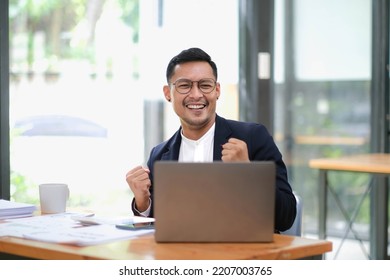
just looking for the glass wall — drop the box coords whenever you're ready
[9,0,239,214]
[274,0,372,256]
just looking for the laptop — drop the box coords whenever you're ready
[153,161,275,242]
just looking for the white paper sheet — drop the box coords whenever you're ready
[0,213,154,246]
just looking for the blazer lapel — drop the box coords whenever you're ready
[213,115,232,161]
[161,129,182,160]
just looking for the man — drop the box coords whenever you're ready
[126,47,296,232]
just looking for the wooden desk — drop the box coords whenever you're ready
[0,233,332,260]
[309,153,390,260]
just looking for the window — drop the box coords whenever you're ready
[8,0,239,214]
[274,0,372,250]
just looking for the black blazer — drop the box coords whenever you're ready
[132,114,296,232]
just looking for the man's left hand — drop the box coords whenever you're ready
[221,138,250,162]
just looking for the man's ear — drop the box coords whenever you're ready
[216,82,221,100]
[163,85,171,102]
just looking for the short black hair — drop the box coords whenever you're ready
[166,47,218,83]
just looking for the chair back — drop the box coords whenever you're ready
[281,194,303,236]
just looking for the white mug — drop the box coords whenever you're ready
[39,183,70,214]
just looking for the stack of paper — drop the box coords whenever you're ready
[0,199,37,219]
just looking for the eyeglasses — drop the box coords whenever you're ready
[171,78,217,94]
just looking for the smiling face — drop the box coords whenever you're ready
[163,61,220,140]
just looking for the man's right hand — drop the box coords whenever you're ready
[126,166,151,212]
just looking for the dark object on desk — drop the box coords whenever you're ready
[116,222,155,231]
[153,161,275,242]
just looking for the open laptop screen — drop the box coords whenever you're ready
[154,161,275,243]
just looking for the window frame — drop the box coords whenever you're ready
[0,0,10,200]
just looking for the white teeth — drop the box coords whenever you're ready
[187,104,205,109]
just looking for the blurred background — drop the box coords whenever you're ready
[2,0,380,259]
